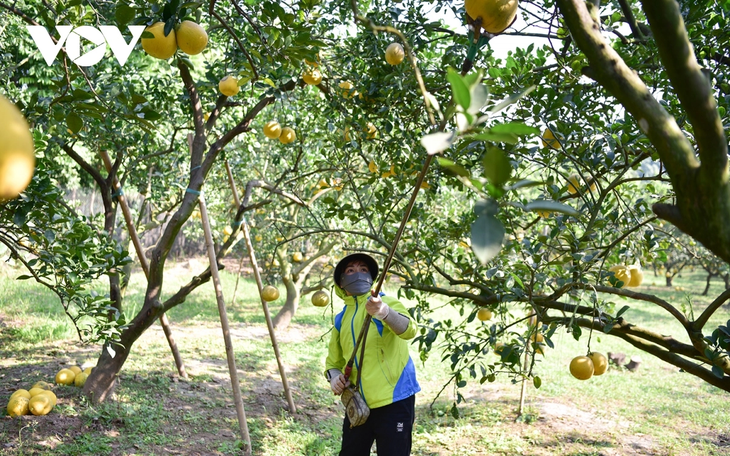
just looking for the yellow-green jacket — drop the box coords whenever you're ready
[325,285,420,409]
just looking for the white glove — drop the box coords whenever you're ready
[366,295,390,320]
[329,371,349,395]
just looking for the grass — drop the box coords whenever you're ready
[1,261,729,455]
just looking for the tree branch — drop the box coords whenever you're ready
[556,0,699,185]
[695,288,730,330]
[640,0,728,183]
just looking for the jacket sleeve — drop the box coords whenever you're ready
[324,326,345,375]
[382,295,417,340]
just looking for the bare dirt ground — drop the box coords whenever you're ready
[1,316,726,456]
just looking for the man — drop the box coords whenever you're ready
[325,253,420,456]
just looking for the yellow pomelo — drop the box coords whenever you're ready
[339,81,358,99]
[83,367,93,375]
[223,225,233,236]
[69,366,82,375]
[74,372,88,387]
[477,308,493,321]
[530,332,545,343]
[279,127,296,144]
[292,252,303,262]
[28,394,52,416]
[255,235,263,242]
[261,285,280,301]
[32,381,53,390]
[569,355,594,380]
[464,0,519,34]
[588,352,608,376]
[365,122,378,139]
[385,42,405,65]
[219,76,240,97]
[494,342,505,355]
[536,210,551,218]
[176,20,208,55]
[311,290,330,307]
[567,174,581,194]
[141,22,177,60]
[302,67,323,85]
[0,94,35,201]
[37,390,56,407]
[55,368,75,385]
[263,120,282,139]
[10,389,31,400]
[7,396,30,417]
[28,387,47,397]
[627,265,644,287]
[541,128,561,150]
[608,265,632,288]
[368,160,378,174]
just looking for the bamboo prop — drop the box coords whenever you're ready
[344,154,435,381]
[198,192,252,453]
[99,150,187,379]
[224,160,297,414]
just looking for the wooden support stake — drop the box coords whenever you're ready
[198,192,252,454]
[225,160,297,414]
[99,150,187,379]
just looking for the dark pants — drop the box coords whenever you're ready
[339,395,416,456]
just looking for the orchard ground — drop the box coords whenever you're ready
[1,259,729,455]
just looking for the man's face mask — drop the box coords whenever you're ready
[340,271,373,296]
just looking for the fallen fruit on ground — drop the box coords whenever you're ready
[608,265,632,288]
[83,367,93,375]
[588,352,608,376]
[279,127,296,144]
[312,290,330,307]
[141,22,177,60]
[0,94,35,201]
[74,372,88,387]
[385,42,405,65]
[7,396,30,417]
[176,20,208,55]
[10,389,31,400]
[28,394,52,416]
[39,391,56,407]
[477,308,493,321]
[28,387,46,397]
[261,285,280,302]
[55,368,75,385]
[464,0,519,34]
[32,381,52,390]
[219,76,240,97]
[263,120,282,139]
[302,67,323,85]
[69,366,82,375]
[570,355,594,380]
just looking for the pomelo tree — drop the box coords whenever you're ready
[2,0,730,407]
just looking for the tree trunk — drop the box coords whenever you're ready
[724,274,730,290]
[666,275,673,287]
[272,275,299,330]
[702,273,714,296]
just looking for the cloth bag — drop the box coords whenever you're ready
[341,315,372,428]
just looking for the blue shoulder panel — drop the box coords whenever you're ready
[334,306,347,332]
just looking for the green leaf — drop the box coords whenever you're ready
[468,84,489,115]
[420,131,454,155]
[471,211,504,265]
[447,68,471,112]
[437,157,469,177]
[525,200,580,217]
[505,179,543,191]
[471,132,519,144]
[482,147,512,187]
[490,122,540,136]
[616,305,630,317]
[67,112,83,134]
[115,4,136,26]
[490,85,536,114]
[164,17,176,37]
